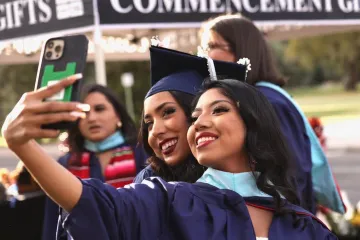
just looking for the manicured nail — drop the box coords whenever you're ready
[68,73,83,81]
[70,111,86,119]
[76,103,90,112]
[74,73,83,79]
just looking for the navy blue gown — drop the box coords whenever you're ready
[257,85,315,214]
[59,178,336,240]
[133,165,155,184]
[42,145,147,240]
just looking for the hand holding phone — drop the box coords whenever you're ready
[35,34,89,129]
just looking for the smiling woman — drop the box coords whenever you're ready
[134,45,249,183]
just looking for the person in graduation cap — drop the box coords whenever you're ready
[199,14,345,216]
[134,44,249,184]
[1,46,336,240]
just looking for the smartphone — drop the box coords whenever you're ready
[34,34,88,130]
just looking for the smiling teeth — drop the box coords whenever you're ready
[197,137,216,145]
[162,139,178,150]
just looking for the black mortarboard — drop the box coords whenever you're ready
[145,46,248,99]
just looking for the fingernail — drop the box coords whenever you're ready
[76,103,90,112]
[70,111,86,119]
[73,73,83,80]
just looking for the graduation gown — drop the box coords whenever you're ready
[43,145,147,240]
[256,85,315,214]
[133,165,156,184]
[58,177,336,240]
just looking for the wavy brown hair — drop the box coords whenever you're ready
[139,91,205,183]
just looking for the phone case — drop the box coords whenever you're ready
[35,34,88,130]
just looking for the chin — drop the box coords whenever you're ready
[163,154,185,167]
[87,134,106,142]
[196,155,213,168]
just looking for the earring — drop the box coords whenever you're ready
[117,121,122,128]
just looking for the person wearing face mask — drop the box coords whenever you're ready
[2,47,335,240]
[42,84,147,240]
[135,46,247,183]
[199,14,345,216]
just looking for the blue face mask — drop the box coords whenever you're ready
[197,168,272,198]
[84,131,125,153]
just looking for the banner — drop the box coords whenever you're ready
[0,0,94,41]
[99,0,360,28]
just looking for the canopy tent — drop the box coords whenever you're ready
[1,0,360,84]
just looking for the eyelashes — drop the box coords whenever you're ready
[144,107,177,130]
[190,106,230,124]
[94,105,105,112]
[163,107,176,116]
[190,116,198,124]
[212,106,229,114]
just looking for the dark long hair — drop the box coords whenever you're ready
[68,84,138,154]
[201,14,286,86]
[138,91,206,182]
[193,79,299,213]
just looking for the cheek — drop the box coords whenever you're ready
[167,114,189,135]
[147,134,157,151]
[209,50,235,63]
[186,126,196,153]
[228,119,246,146]
[78,120,87,134]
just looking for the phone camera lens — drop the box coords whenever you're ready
[48,41,54,49]
[55,45,62,53]
[46,51,52,58]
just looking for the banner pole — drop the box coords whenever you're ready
[92,0,107,86]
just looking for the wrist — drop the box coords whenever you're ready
[9,140,37,153]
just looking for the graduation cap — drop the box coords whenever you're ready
[145,46,249,99]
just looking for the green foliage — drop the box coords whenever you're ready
[311,65,326,86]
[271,41,310,87]
[0,64,37,127]
[286,31,360,90]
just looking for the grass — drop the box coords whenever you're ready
[286,83,360,124]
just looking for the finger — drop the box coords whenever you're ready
[23,101,90,115]
[35,74,83,100]
[23,127,61,140]
[24,111,86,125]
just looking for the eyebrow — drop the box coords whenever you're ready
[144,102,176,120]
[94,104,105,108]
[193,100,232,113]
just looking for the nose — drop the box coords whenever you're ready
[193,113,212,131]
[86,110,96,122]
[150,119,166,138]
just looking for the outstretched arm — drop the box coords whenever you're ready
[2,74,87,212]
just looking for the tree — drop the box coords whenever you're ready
[271,41,310,87]
[286,31,360,91]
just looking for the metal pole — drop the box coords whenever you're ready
[92,0,107,86]
[121,73,135,120]
[124,87,135,121]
